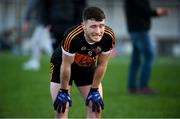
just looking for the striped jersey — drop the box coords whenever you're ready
[61,24,115,67]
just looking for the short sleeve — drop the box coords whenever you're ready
[61,33,77,56]
[61,24,83,56]
[102,27,115,54]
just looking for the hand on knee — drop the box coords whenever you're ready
[86,88,104,112]
[53,89,72,113]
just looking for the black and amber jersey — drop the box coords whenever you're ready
[61,24,115,68]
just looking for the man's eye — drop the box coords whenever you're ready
[91,25,97,28]
[99,24,105,28]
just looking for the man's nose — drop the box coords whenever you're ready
[95,27,101,34]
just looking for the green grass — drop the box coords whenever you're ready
[0,52,180,118]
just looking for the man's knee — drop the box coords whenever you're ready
[50,82,60,101]
[87,106,102,118]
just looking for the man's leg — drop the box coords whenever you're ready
[50,82,71,118]
[41,27,53,57]
[77,83,103,118]
[128,32,141,93]
[139,32,155,94]
[23,25,42,70]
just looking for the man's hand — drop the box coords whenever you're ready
[53,89,72,113]
[156,8,170,16]
[86,88,104,112]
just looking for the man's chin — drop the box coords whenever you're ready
[92,38,102,42]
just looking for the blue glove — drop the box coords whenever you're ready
[86,88,104,112]
[53,89,72,113]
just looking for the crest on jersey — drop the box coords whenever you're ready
[95,46,102,54]
[88,51,92,56]
[81,46,86,51]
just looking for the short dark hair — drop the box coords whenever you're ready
[82,7,106,22]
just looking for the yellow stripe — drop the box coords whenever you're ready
[50,63,54,81]
[105,27,115,38]
[105,28,115,48]
[66,29,83,51]
[64,25,83,51]
[105,29,115,40]
[64,25,82,50]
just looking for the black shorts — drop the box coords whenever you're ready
[50,62,95,86]
[50,60,95,87]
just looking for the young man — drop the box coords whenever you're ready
[50,7,115,118]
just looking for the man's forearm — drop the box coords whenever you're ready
[91,63,108,88]
[60,65,71,90]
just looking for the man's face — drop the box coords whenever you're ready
[83,19,105,43]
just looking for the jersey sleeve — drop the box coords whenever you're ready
[102,27,115,54]
[61,25,83,56]
[61,31,77,56]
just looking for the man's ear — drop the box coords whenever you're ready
[82,22,86,30]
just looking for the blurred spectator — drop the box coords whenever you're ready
[22,0,87,70]
[124,0,169,95]
[22,0,53,71]
[72,0,87,24]
[49,0,87,50]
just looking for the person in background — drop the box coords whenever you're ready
[22,0,53,70]
[49,0,87,50]
[22,0,86,70]
[72,0,87,24]
[50,7,115,118]
[124,0,169,95]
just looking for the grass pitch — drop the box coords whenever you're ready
[0,52,180,118]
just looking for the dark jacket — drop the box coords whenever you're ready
[25,0,74,30]
[24,0,49,26]
[124,0,158,32]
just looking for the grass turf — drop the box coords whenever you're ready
[0,52,180,118]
